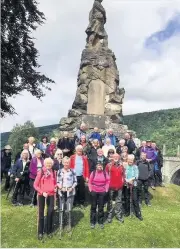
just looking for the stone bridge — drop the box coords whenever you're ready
[162,157,180,185]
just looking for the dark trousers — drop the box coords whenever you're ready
[38,195,54,235]
[155,169,163,186]
[74,176,85,206]
[107,189,123,219]
[29,179,37,205]
[122,185,130,216]
[148,163,155,187]
[12,180,29,204]
[1,170,10,190]
[137,179,149,204]
[90,191,105,225]
[124,186,141,218]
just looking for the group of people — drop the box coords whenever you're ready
[1,123,164,240]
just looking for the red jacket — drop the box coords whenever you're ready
[70,154,89,179]
[34,167,57,196]
[105,162,125,190]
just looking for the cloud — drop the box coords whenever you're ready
[1,0,180,132]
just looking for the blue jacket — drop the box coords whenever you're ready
[12,159,30,180]
[89,132,102,142]
[125,165,139,186]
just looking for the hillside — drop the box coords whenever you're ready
[1,185,180,248]
[124,108,180,156]
[1,108,180,156]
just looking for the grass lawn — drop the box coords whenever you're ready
[1,184,180,248]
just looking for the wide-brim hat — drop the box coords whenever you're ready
[4,145,12,150]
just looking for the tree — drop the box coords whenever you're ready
[1,0,55,117]
[8,120,39,159]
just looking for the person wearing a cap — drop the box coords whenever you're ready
[144,140,157,190]
[105,153,125,223]
[88,162,110,229]
[1,145,12,190]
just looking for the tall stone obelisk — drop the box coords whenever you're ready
[59,0,130,138]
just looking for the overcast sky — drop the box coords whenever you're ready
[1,0,180,132]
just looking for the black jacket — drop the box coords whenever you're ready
[1,150,12,172]
[52,159,63,172]
[137,160,151,180]
[116,146,123,155]
[156,148,163,168]
[57,138,74,152]
[12,159,30,181]
[125,139,136,154]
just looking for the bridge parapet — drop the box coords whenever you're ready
[162,157,180,183]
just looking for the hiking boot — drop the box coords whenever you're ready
[99,224,104,229]
[12,202,18,206]
[116,217,124,223]
[137,216,143,221]
[38,234,43,240]
[151,186,156,190]
[146,202,151,207]
[29,203,35,208]
[90,224,95,229]
[17,202,23,206]
[47,234,53,239]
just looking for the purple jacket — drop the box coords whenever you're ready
[143,146,157,162]
[29,157,44,180]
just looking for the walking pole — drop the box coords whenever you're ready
[59,194,64,240]
[68,196,72,237]
[6,180,16,200]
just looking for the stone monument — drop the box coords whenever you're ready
[59,0,131,138]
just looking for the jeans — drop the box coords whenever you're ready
[90,191,106,225]
[107,189,123,219]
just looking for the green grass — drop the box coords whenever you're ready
[1,185,180,248]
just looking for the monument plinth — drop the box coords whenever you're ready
[59,0,130,137]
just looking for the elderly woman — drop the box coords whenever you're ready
[12,149,30,206]
[37,136,49,158]
[116,139,126,155]
[28,137,36,157]
[34,158,56,240]
[53,149,63,172]
[105,129,117,147]
[45,138,57,159]
[88,162,110,229]
[79,135,90,156]
[70,145,89,207]
[29,149,44,206]
[102,138,116,157]
[57,156,77,232]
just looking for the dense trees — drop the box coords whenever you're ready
[1,0,54,117]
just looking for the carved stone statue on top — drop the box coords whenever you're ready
[85,0,108,48]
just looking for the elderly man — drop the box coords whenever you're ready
[116,139,126,155]
[57,131,74,157]
[74,123,89,146]
[1,145,12,190]
[105,129,117,147]
[89,127,102,144]
[124,133,136,154]
[70,145,89,207]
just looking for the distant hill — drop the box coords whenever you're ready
[124,108,180,156]
[1,108,180,156]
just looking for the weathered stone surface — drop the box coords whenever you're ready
[59,0,135,138]
[87,79,105,115]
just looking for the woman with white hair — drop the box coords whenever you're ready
[53,149,63,171]
[57,156,77,232]
[34,157,56,240]
[69,145,89,207]
[29,149,44,207]
[102,138,116,157]
[116,139,126,155]
[45,138,57,158]
[28,137,36,157]
[12,149,30,206]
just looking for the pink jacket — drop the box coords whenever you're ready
[88,170,110,193]
[33,167,56,196]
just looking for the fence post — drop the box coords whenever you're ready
[177,145,180,157]
[162,144,166,156]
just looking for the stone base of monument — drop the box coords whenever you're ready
[59,114,134,139]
